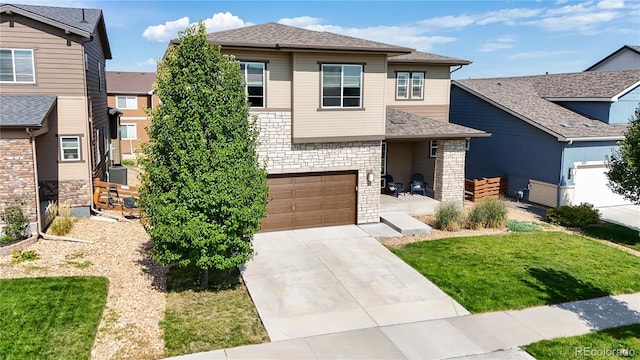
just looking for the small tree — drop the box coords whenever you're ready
[606,106,640,204]
[139,23,268,289]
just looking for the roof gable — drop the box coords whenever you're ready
[585,45,640,71]
[204,22,413,54]
[0,3,112,59]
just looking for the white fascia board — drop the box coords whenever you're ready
[563,136,624,142]
[545,97,612,102]
[612,81,640,101]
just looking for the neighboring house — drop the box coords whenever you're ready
[194,22,487,231]
[450,70,640,208]
[106,71,157,156]
[585,45,640,71]
[0,3,117,231]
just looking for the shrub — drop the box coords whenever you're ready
[467,199,508,229]
[48,202,74,236]
[1,200,29,241]
[11,250,39,263]
[546,203,600,227]
[507,219,543,232]
[435,202,464,231]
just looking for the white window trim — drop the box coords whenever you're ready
[116,96,138,110]
[240,61,265,108]
[0,48,35,84]
[429,140,438,158]
[321,64,363,109]
[120,123,137,140]
[60,136,81,161]
[396,71,425,100]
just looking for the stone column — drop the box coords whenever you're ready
[434,139,466,209]
[0,138,38,222]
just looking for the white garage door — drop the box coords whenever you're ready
[573,163,632,207]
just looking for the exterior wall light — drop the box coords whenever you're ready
[367,171,374,185]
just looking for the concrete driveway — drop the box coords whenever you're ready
[598,204,640,231]
[241,225,469,341]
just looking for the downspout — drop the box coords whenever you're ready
[450,65,463,74]
[27,128,93,243]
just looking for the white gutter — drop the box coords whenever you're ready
[563,136,625,142]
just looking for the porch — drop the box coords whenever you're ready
[380,192,440,216]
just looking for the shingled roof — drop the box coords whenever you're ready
[452,73,636,140]
[0,3,111,58]
[386,107,489,140]
[388,51,471,66]
[517,70,640,99]
[106,71,156,94]
[0,95,56,127]
[204,22,413,54]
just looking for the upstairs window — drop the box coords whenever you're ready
[120,123,137,140]
[429,140,438,158]
[116,96,138,109]
[321,64,362,108]
[0,49,35,83]
[240,62,264,108]
[396,71,424,100]
[60,136,81,161]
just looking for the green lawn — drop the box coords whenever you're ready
[582,222,640,251]
[0,276,108,359]
[391,232,640,313]
[161,266,268,357]
[524,324,640,360]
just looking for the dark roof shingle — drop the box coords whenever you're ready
[106,71,156,94]
[386,107,489,139]
[205,22,413,54]
[0,3,102,34]
[0,95,56,127]
[388,51,471,65]
[452,72,637,140]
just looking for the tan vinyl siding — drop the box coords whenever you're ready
[387,104,450,122]
[0,15,85,96]
[221,50,292,109]
[292,53,386,142]
[36,97,90,182]
[386,64,451,107]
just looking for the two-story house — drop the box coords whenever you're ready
[450,70,640,208]
[192,23,487,231]
[0,3,116,232]
[106,71,157,156]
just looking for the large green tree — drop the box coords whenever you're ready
[139,23,268,288]
[607,106,640,204]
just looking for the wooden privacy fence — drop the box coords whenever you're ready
[465,176,507,202]
[93,178,140,217]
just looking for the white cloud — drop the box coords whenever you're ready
[201,12,248,32]
[597,0,625,9]
[143,12,249,43]
[278,16,323,27]
[145,58,157,66]
[477,8,542,25]
[142,17,190,42]
[477,35,517,53]
[508,50,574,60]
[420,15,479,29]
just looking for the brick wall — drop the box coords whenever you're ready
[253,112,381,224]
[434,139,466,208]
[0,138,37,222]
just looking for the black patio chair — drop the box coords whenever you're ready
[409,173,427,196]
[384,175,405,197]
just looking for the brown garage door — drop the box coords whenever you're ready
[261,171,357,232]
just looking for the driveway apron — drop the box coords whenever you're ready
[241,225,469,341]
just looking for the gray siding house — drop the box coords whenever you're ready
[0,3,116,231]
[451,70,640,208]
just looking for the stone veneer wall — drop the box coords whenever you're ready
[253,112,381,224]
[434,139,466,208]
[0,138,38,222]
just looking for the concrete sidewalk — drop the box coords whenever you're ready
[167,292,640,360]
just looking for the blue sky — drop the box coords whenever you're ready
[19,0,640,79]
